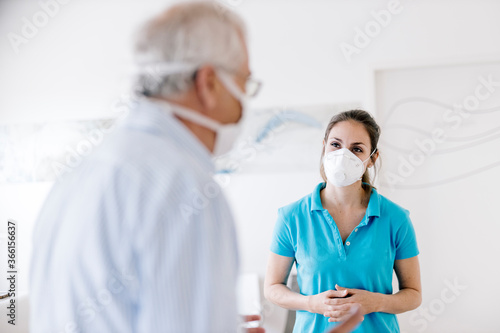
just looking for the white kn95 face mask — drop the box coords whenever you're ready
[323,148,376,187]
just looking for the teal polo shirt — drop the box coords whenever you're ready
[270,182,419,333]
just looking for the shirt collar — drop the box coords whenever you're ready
[122,97,215,173]
[366,187,381,218]
[311,182,327,211]
[310,182,381,218]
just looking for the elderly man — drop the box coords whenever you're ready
[30,2,363,332]
[30,2,262,332]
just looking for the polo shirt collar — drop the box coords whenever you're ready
[311,182,327,211]
[310,182,381,218]
[366,187,381,218]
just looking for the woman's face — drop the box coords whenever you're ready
[324,120,376,167]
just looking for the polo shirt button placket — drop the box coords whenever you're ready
[323,210,347,260]
[344,240,351,255]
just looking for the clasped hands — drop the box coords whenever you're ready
[309,284,378,323]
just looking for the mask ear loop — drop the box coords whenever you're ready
[217,70,249,102]
[363,148,378,167]
[153,99,222,132]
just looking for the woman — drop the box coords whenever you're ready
[264,110,421,333]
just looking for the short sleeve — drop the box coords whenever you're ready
[269,208,295,257]
[395,210,420,260]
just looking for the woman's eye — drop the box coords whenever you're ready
[353,147,363,153]
[330,142,341,148]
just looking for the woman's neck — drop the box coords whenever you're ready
[321,181,368,211]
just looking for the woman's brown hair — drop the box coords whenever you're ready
[320,110,381,192]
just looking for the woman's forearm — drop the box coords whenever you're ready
[264,283,310,312]
[376,288,422,314]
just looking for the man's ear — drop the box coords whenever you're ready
[194,65,218,112]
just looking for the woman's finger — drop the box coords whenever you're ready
[324,308,352,321]
[327,304,353,312]
[326,304,364,333]
[325,289,349,298]
[324,297,353,306]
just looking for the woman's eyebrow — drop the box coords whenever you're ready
[329,137,367,147]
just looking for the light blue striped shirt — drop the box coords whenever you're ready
[30,98,240,333]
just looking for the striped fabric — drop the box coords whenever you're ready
[30,98,240,333]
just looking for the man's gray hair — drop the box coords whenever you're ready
[134,1,247,98]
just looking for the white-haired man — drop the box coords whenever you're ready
[30,2,263,332]
[30,2,363,332]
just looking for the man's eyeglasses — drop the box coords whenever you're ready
[218,67,262,98]
[193,66,262,98]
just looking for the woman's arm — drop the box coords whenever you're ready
[325,256,422,316]
[379,255,422,314]
[264,252,308,311]
[264,252,352,318]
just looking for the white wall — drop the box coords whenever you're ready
[2,0,500,332]
[374,61,500,332]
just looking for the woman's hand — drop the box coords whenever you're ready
[308,289,350,317]
[324,285,380,322]
[326,304,364,333]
